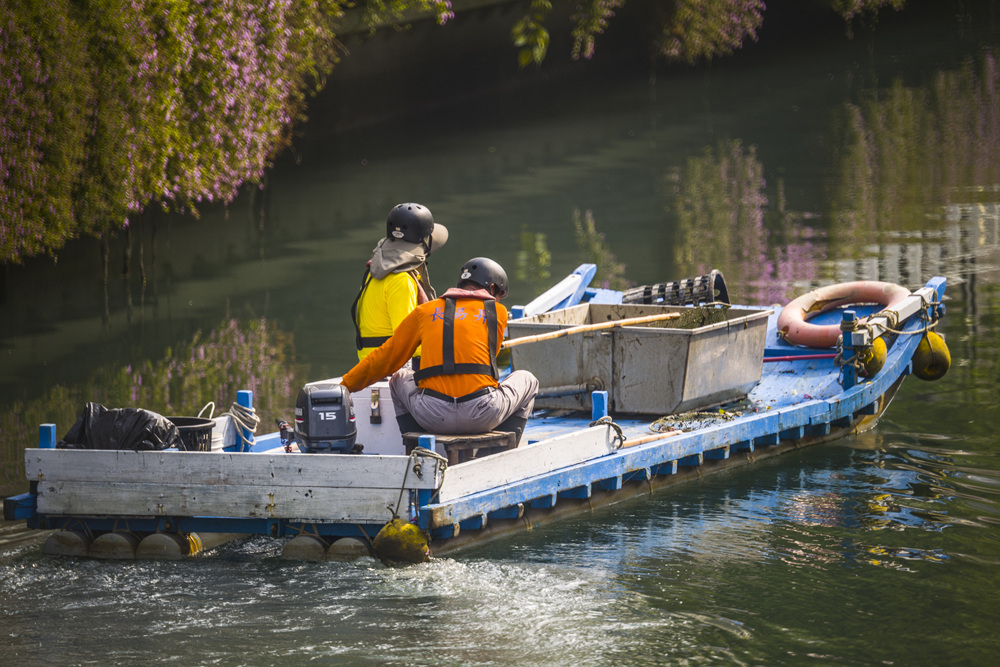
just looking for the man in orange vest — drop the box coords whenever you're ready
[350,203,448,363]
[342,257,538,444]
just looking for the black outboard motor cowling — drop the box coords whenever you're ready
[294,383,357,453]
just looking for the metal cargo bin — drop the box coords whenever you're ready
[507,303,771,415]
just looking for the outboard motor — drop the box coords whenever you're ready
[294,383,357,453]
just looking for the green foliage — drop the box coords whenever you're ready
[672,139,768,273]
[512,1,552,68]
[0,385,80,496]
[656,0,765,64]
[668,139,824,305]
[1,0,343,264]
[670,136,830,305]
[511,0,622,66]
[0,0,92,260]
[93,317,298,419]
[825,0,907,38]
[510,0,909,67]
[355,0,455,29]
[569,0,625,61]
[830,0,906,22]
[1,0,923,265]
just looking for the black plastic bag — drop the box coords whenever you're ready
[57,402,185,451]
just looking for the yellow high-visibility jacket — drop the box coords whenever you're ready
[355,270,420,360]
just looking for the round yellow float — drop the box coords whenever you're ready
[856,336,887,378]
[913,331,950,381]
[372,518,430,565]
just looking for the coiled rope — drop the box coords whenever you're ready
[225,401,260,450]
[590,415,625,448]
[874,302,939,336]
[863,294,942,337]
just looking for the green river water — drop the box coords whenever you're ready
[2,2,999,664]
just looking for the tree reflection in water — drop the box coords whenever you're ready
[670,139,825,306]
[0,317,297,495]
[665,50,1000,306]
[829,48,1000,246]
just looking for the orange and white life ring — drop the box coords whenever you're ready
[777,281,911,348]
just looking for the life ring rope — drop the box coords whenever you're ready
[777,281,912,349]
[874,290,942,336]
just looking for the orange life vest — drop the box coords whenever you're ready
[413,294,502,395]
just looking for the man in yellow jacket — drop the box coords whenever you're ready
[342,257,538,444]
[351,202,448,363]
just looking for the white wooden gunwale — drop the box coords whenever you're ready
[435,425,618,502]
[34,480,402,522]
[25,449,444,489]
[520,272,584,317]
[26,449,444,523]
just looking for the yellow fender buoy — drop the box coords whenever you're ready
[913,331,950,381]
[372,518,430,565]
[856,337,887,378]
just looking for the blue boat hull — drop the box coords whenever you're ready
[3,273,947,561]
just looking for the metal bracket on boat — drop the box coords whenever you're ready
[389,444,449,521]
[837,285,945,390]
[410,446,448,480]
[837,311,865,389]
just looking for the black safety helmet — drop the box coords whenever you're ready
[459,257,508,299]
[387,203,435,245]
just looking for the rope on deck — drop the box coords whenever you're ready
[590,416,625,448]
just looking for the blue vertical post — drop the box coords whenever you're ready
[39,424,57,449]
[415,434,437,526]
[591,390,609,421]
[237,390,254,452]
[841,310,857,390]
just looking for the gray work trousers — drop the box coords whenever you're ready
[389,369,538,435]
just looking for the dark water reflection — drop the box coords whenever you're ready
[3,2,1000,664]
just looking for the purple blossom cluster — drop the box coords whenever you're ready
[1,2,90,261]
[833,0,906,22]
[432,1,454,25]
[113,0,342,218]
[660,0,766,64]
[1,0,340,264]
[570,0,626,60]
